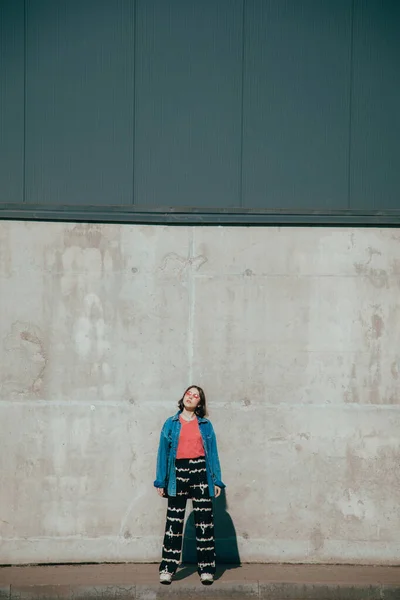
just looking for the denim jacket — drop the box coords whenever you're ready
[154,411,225,497]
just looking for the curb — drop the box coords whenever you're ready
[2,582,400,600]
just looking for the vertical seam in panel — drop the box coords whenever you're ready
[132,0,137,205]
[347,0,355,209]
[238,0,246,208]
[23,0,27,203]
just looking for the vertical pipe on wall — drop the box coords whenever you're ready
[23,0,27,203]
[347,0,355,209]
[239,0,246,209]
[132,0,137,206]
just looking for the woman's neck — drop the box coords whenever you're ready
[181,408,196,421]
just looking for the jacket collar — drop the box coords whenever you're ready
[172,410,208,423]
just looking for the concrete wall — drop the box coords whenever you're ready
[1,221,400,565]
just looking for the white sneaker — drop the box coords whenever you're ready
[200,573,214,585]
[159,572,172,585]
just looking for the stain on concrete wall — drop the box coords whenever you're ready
[2,321,47,395]
[1,224,400,565]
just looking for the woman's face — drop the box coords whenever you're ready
[183,387,201,410]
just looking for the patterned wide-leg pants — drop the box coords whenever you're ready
[159,457,216,576]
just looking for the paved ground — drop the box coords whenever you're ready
[0,563,400,599]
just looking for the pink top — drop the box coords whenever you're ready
[176,416,205,459]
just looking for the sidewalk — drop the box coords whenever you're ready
[1,563,400,599]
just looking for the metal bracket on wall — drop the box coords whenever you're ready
[1,204,400,226]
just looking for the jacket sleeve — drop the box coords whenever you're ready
[210,424,225,488]
[154,422,169,488]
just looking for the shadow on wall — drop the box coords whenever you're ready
[176,489,240,580]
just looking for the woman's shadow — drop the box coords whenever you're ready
[175,489,241,581]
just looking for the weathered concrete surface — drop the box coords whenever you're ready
[1,564,400,599]
[1,222,400,564]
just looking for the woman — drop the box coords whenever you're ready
[154,385,225,585]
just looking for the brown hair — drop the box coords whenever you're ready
[178,385,207,418]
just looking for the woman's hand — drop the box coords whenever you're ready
[215,485,221,498]
[156,488,165,497]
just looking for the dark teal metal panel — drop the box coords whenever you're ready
[242,0,352,210]
[1,0,400,224]
[350,0,400,210]
[25,0,135,206]
[134,0,243,208]
[0,0,24,204]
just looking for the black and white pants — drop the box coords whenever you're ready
[159,457,216,576]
